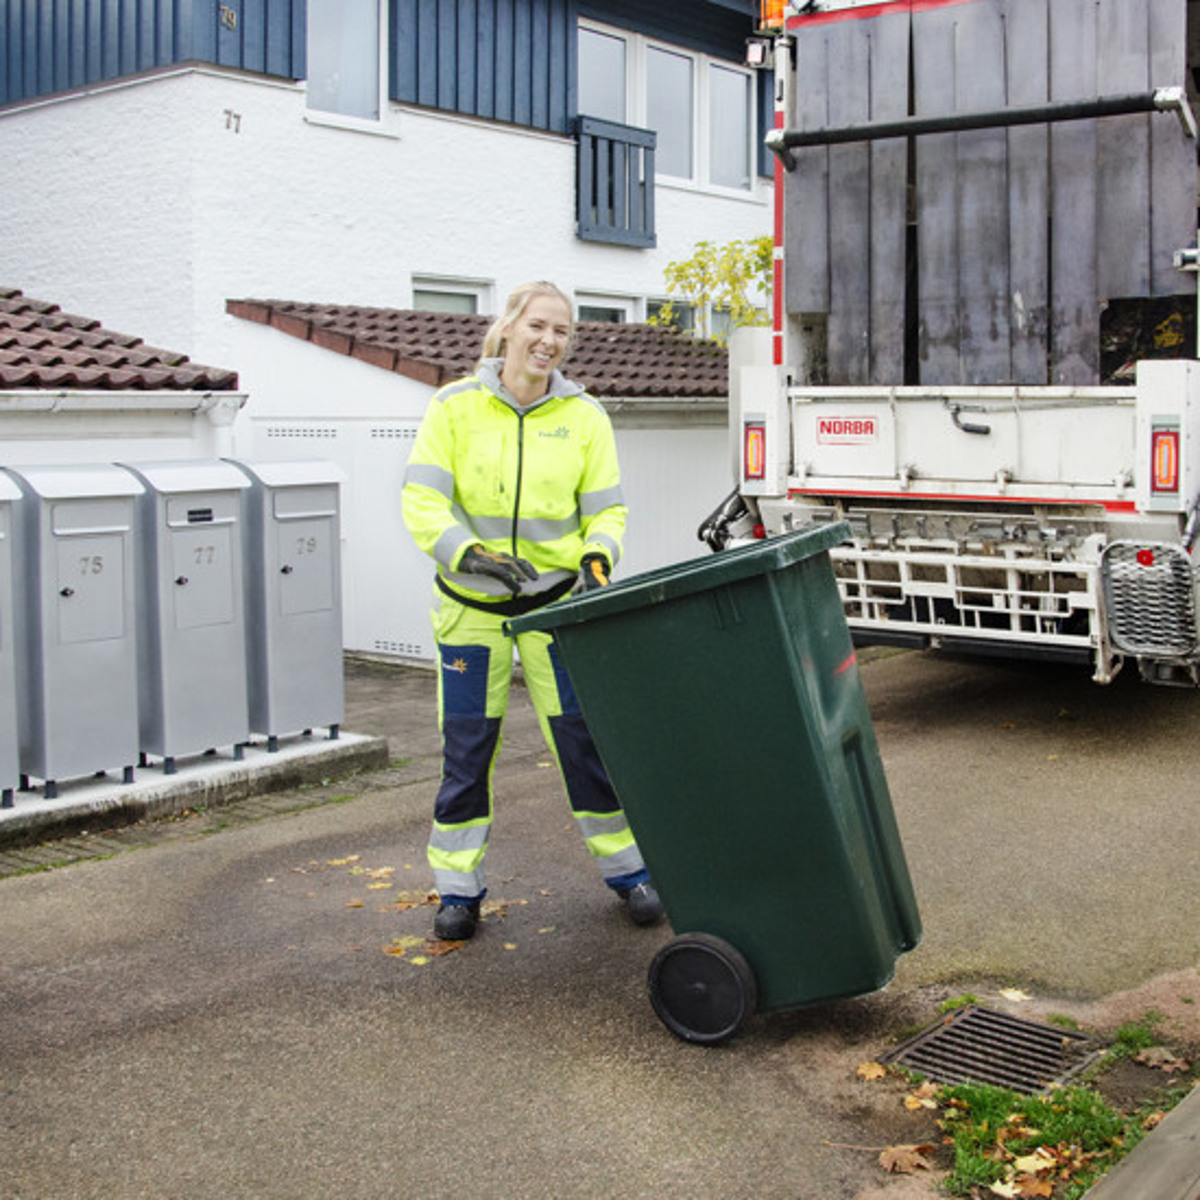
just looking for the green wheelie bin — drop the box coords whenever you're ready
[508,524,921,1045]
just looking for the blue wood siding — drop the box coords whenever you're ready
[0,0,301,107]
[391,0,575,134]
[579,0,752,62]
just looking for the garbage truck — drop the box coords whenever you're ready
[702,0,1200,685]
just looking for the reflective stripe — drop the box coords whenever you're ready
[430,865,486,897]
[593,843,646,879]
[575,812,634,842]
[404,461,455,498]
[434,523,475,569]
[466,513,582,542]
[586,531,621,565]
[429,822,490,852]
[580,484,624,516]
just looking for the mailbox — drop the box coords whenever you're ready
[0,474,20,808]
[229,460,345,750]
[124,460,251,774]
[6,464,143,798]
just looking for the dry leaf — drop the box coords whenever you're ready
[904,1084,939,1111]
[1011,1149,1056,1175]
[878,1143,934,1174]
[327,856,362,866]
[857,1061,887,1081]
[1136,1046,1190,1072]
[367,882,393,890]
[1012,1178,1054,1198]
[999,987,1032,1002]
[345,899,364,909]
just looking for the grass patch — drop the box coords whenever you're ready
[939,1081,1132,1197]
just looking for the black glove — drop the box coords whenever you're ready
[460,544,539,595]
[578,553,611,592]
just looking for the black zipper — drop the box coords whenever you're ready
[511,409,525,555]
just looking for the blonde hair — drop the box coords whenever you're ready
[481,281,574,362]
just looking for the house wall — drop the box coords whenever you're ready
[229,319,731,663]
[0,66,769,374]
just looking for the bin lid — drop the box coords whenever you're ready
[225,458,346,488]
[508,522,851,634]
[3,463,144,500]
[121,459,251,494]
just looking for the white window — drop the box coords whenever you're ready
[306,0,384,122]
[577,20,755,193]
[578,27,627,124]
[576,294,638,323]
[412,278,490,314]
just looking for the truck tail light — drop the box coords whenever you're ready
[1151,428,1180,494]
[744,422,766,481]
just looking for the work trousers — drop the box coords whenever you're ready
[426,590,646,901]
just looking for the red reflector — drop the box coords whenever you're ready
[752,523,767,539]
[1151,429,1180,493]
[1137,549,1156,567]
[744,422,766,481]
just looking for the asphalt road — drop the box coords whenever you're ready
[2,649,1199,1199]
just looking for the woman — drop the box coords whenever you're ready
[402,281,663,941]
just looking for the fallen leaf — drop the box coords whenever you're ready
[409,956,430,966]
[1000,987,1032,1002]
[878,1143,934,1174]
[503,942,518,951]
[1012,1177,1053,1198]
[538,926,556,934]
[1136,1046,1190,1072]
[422,938,462,957]
[857,1061,887,1081]
[367,867,395,879]
[1011,1149,1056,1175]
[988,1182,1020,1198]
[367,882,393,890]
[327,856,362,866]
[345,899,365,909]
[1142,1110,1167,1130]
[904,1083,939,1111]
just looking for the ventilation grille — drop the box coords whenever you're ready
[883,1006,1103,1094]
[1102,541,1199,657]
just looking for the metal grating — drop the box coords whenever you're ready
[882,1005,1104,1094]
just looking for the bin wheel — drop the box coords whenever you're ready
[648,933,757,1045]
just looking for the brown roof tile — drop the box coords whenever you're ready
[0,286,238,391]
[225,299,728,399]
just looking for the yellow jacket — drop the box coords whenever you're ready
[402,360,627,604]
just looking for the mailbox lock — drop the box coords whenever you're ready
[59,587,74,598]
[175,576,189,586]
[281,564,294,574]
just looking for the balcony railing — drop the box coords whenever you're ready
[575,116,656,249]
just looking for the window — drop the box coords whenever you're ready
[578,28,627,124]
[709,64,752,190]
[647,299,696,334]
[577,21,756,192]
[307,0,383,121]
[646,47,694,180]
[577,294,637,323]
[412,278,489,314]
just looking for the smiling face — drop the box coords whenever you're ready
[499,293,573,404]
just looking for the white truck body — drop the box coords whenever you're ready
[709,0,1200,685]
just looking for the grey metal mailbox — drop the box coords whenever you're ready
[229,459,345,751]
[0,474,21,808]
[6,464,143,799]
[123,460,251,775]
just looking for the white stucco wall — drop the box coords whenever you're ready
[229,319,732,661]
[0,66,771,375]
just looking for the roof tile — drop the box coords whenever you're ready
[0,287,238,391]
[225,299,728,399]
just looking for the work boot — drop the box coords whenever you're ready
[621,881,664,927]
[433,900,480,941]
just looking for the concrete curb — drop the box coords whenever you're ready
[0,731,390,850]
[1083,1081,1200,1199]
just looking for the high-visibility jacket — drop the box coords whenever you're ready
[402,360,626,605]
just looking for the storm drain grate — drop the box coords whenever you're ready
[882,1005,1104,1094]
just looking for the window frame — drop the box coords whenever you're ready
[304,0,393,136]
[411,276,493,315]
[577,18,759,197]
